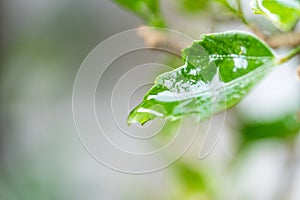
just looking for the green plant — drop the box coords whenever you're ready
[109,1,300,199]
[114,0,300,125]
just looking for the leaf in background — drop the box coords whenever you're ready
[178,0,209,13]
[235,112,300,154]
[128,31,276,125]
[113,0,166,27]
[215,0,238,14]
[251,0,300,32]
[169,161,217,199]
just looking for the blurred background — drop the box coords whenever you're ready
[0,0,299,199]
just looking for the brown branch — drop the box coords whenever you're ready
[267,32,300,48]
[250,25,300,48]
[137,26,185,55]
[139,25,300,54]
[138,25,300,87]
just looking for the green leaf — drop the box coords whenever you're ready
[113,0,166,27]
[128,31,276,125]
[215,0,238,14]
[251,0,300,32]
[172,161,216,196]
[237,113,300,152]
[178,0,209,13]
[241,113,300,141]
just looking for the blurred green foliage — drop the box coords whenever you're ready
[178,0,209,12]
[1,0,300,199]
[237,113,300,152]
[0,166,66,200]
[113,0,166,27]
[252,0,300,32]
[170,161,218,200]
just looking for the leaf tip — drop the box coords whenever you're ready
[127,108,152,126]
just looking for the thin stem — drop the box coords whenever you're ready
[223,1,238,14]
[278,44,300,64]
[236,0,249,25]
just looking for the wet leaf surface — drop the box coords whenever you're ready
[128,31,276,125]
